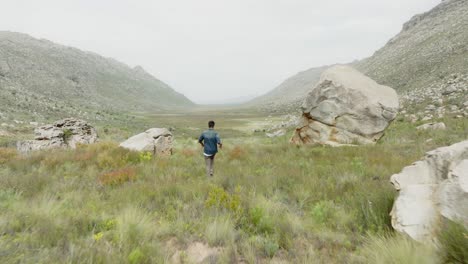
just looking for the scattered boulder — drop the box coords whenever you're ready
[442,86,457,95]
[120,128,173,156]
[266,130,286,138]
[416,122,446,130]
[390,140,468,241]
[291,65,399,146]
[17,118,98,153]
[421,115,433,121]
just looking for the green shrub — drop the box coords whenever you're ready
[354,190,394,234]
[205,185,243,220]
[263,238,280,258]
[205,216,236,246]
[246,207,275,235]
[310,200,335,226]
[362,234,439,264]
[138,151,152,162]
[0,148,17,164]
[128,248,146,264]
[62,129,73,143]
[437,220,468,264]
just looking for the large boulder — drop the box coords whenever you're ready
[17,118,98,153]
[390,140,468,241]
[120,128,173,156]
[291,65,399,146]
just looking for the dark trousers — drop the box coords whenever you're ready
[204,154,215,177]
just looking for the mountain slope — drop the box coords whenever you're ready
[248,66,328,106]
[355,0,468,93]
[250,0,467,111]
[0,31,193,121]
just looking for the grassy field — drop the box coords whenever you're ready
[0,110,467,263]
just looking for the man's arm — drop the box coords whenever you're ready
[216,133,222,149]
[198,134,204,147]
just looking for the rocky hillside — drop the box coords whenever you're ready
[356,0,468,120]
[250,0,467,116]
[246,66,328,111]
[0,31,193,122]
[355,0,467,94]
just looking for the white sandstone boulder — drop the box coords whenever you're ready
[291,65,399,146]
[390,140,468,241]
[120,128,173,156]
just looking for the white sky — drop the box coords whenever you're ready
[1,0,441,103]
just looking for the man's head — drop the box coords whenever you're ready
[208,120,215,128]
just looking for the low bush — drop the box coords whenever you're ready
[437,220,468,263]
[362,233,439,264]
[99,167,137,186]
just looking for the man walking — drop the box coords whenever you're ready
[198,120,222,177]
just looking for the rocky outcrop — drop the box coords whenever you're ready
[120,128,173,156]
[17,118,98,153]
[291,65,399,146]
[266,130,286,138]
[399,73,468,122]
[390,140,468,241]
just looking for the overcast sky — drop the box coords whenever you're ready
[1,0,441,103]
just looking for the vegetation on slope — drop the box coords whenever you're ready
[0,112,466,263]
[246,66,328,112]
[0,31,194,123]
[355,0,468,93]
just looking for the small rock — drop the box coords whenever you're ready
[416,122,446,131]
[449,105,458,111]
[266,130,286,138]
[408,114,418,123]
[442,86,457,95]
[425,105,436,111]
[421,115,433,121]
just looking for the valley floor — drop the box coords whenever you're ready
[0,110,467,263]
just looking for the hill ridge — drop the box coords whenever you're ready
[0,31,193,122]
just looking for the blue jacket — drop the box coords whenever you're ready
[199,129,221,155]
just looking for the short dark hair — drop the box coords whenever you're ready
[208,120,215,128]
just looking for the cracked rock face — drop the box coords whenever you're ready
[291,65,399,146]
[17,118,98,153]
[390,140,468,241]
[119,128,173,156]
